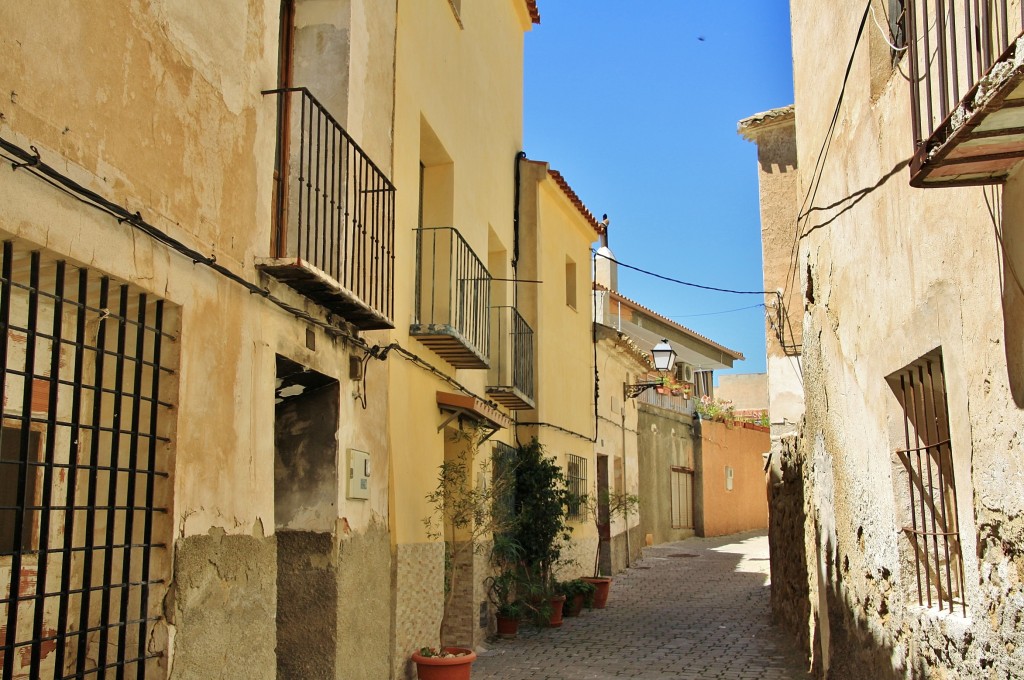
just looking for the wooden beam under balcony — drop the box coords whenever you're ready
[256,257,394,330]
[912,70,1024,187]
[485,385,535,411]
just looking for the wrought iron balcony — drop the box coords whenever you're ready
[410,228,491,368]
[907,0,1024,186]
[258,87,395,329]
[486,306,535,410]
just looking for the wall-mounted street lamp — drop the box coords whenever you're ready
[623,339,677,399]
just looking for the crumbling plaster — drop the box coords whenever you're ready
[787,0,1024,676]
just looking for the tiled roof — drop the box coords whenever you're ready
[547,169,602,237]
[737,104,795,141]
[524,0,540,24]
[595,283,746,361]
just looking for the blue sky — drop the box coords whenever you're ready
[523,2,794,376]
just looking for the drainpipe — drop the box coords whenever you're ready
[512,150,525,276]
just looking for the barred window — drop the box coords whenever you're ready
[0,243,176,678]
[566,454,587,521]
[889,349,966,614]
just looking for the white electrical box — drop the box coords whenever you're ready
[347,449,371,500]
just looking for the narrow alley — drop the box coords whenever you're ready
[473,531,809,680]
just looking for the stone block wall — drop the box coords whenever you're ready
[169,531,276,680]
[393,542,444,680]
[767,434,811,659]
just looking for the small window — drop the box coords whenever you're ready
[566,453,587,521]
[565,258,577,310]
[0,426,41,555]
[888,349,966,614]
[724,466,734,492]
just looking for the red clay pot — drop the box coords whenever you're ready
[495,614,520,638]
[548,594,567,627]
[582,577,612,609]
[411,647,477,680]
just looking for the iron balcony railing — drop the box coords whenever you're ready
[636,386,694,416]
[411,227,491,368]
[907,0,1024,179]
[260,87,395,329]
[486,306,535,409]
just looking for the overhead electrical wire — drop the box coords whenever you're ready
[595,251,772,296]
[670,303,765,319]
[780,0,873,308]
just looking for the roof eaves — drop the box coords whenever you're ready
[525,0,540,24]
[596,283,746,361]
[737,104,795,142]
[545,168,602,237]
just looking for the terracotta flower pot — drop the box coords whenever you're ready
[411,647,477,680]
[564,593,585,617]
[495,614,520,638]
[548,594,567,627]
[582,577,612,609]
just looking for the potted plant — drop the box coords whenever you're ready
[558,578,596,617]
[420,427,518,673]
[512,439,574,627]
[411,647,477,680]
[581,488,640,608]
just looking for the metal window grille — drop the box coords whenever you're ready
[670,466,694,530]
[891,351,966,614]
[566,454,587,521]
[0,242,175,679]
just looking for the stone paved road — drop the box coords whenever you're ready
[472,531,810,680]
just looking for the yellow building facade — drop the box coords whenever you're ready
[0,0,652,677]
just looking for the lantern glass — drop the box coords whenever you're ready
[651,339,676,372]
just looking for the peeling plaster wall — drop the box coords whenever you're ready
[786,1,1024,677]
[0,1,396,676]
[170,531,276,680]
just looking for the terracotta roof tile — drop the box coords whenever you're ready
[524,0,540,24]
[737,104,795,141]
[546,168,602,237]
[594,283,745,361]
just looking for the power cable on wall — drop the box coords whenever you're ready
[0,135,503,412]
[781,1,873,308]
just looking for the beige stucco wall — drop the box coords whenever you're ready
[695,421,769,537]
[739,109,804,438]
[0,1,395,677]
[783,1,1024,677]
[516,158,603,579]
[387,0,532,668]
[715,373,769,412]
[593,328,646,573]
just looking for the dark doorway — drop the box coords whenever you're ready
[596,454,611,576]
[274,355,340,680]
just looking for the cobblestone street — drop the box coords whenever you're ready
[473,531,810,680]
